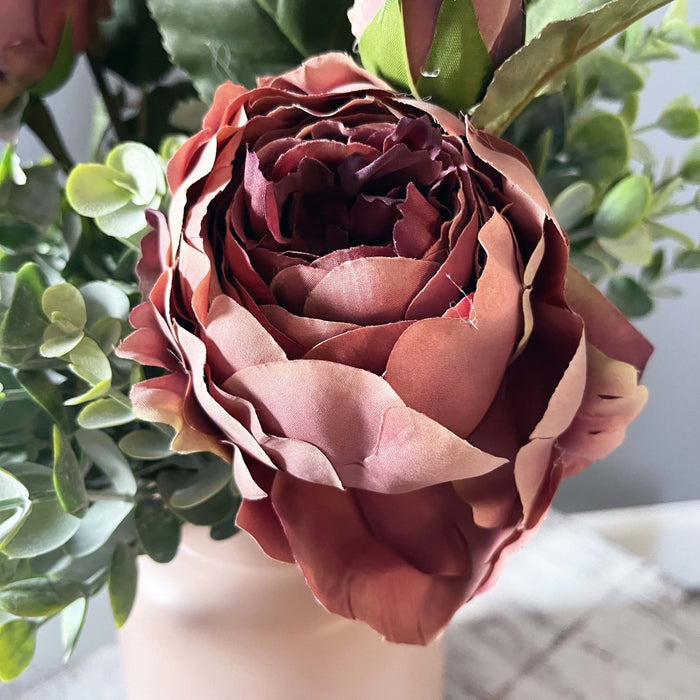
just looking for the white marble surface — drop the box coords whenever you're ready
[5,513,699,699]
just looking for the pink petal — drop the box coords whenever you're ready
[270,265,329,315]
[304,257,438,324]
[393,183,441,259]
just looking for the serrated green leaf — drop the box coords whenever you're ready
[566,113,629,182]
[135,500,180,563]
[599,226,654,266]
[119,429,174,460]
[76,429,137,496]
[593,175,651,237]
[657,95,700,138]
[0,578,84,617]
[608,276,654,317]
[0,619,36,681]
[147,0,352,100]
[77,397,134,429]
[60,596,87,663]
[472,0,673,135]
[552,181,596,230]
[53,427,88,518]
[108,543,137,628]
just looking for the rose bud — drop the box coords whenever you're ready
[119,53,651,644]
[0,0,110,110]
[349,0,524,110]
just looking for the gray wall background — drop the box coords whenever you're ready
[14,6,700,517]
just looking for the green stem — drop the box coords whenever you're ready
[87,55,128,143]
[23,98,74,173]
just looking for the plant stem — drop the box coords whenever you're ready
[87,55,127,142]
[23,98,74,173]
[86,489,135,503]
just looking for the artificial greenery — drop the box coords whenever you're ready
[0,0,696,681]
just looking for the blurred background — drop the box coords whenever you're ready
[6,2,699,695]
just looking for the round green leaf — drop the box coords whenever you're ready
[675,249,700,270]
[657,95,700,138]
[80,281,130,324]
[0,469,31,549]
[608,276,654,317]
[552,181,596,230]
[593,175,651,238]
[41,284,86,330]
[76,429,137,497]
[680,142,700,183]
[119,429,174,460]
[567,113,630,183]
[105,143,165,205]
[135,500,181,564]
[598,226,654,266]
[0,619,36,681]
[168,459,232,509]
[64,500,134,558]
[66,164,134,218]
[40,324,84,359]
[95,200,152,239]
[77,398,134,429]
[0,578,84,617]
[109,543,137,628]
[596,53,644,99]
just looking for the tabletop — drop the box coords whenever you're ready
[7,512,700,700]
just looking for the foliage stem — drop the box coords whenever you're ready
[87,55,128,143]
[22,98,75,173]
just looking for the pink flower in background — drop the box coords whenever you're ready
[0,0,110,109]
[119,53,651,644]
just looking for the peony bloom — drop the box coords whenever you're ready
[0,0,109,109]
[119,53,651,644]
[349,0,524,76]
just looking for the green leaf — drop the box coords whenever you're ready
[657,95,700,138]
[599,226,654,266]
[413,0,493,112]
[108,543,137,628]
[76,429,137,496]
[0,578,83,617]
[66,164,133,219]
[646,221,695,248]
[596,52,644,99]
[64,500,134,558]
[620,92,640,127]
[0,263,47,368]
[593,175,651,237]
[17,370,69,430]
[168,459,232,509]
[472,0,673,135]
[105,143,165,206]
[3,164,62,230]
[566,113,630,182]
[41,284,87,331]
[80,281,131,324]
[53,427,88,518]
[89,317,123,356]
[40,324,85,359]
[147,0,353,100]
[679,142,700,183]
[2,466,81,559]
[67,337,112,400]
[675,248,700,269]
[0,469,31,549]
[119,429,174,460]
[102,0,174,85]
[650,176,684,215]
[641,249,665,283]
[608,276,654,317]
[77,397,134,429]
[60,596,87,663]
[0,619,36,681]
[552,181,596,230]
[135,500,180,564]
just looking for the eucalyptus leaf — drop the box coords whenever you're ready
[593,175,651,238]
[119,429,174,460]
[0,619,36,682]
[598,226,654,266]
[608,276,654,317]
[135,500,181,563]
[108,543,137,628]
[679,142,700,182]
[42,284,87,331]
[0,469,31,549]
[645,221,695,248]
[566,112,629,182]
[596,52,644,99]
[60,596,87,663]
[53,427,88,518]
[66,164,133,219]
[77,397,134,429]
[552,181,596,230]
[40,325,85,359]
[64,500,134,558]
[89,317,123,356]
[675,248,700,269]
[17,370,69,431]
[641,249,665,283]
[657,95,700,138]
[472,0,673,135]
[80,281,131,324]
[76,429,137,497]
[0,578,84,617]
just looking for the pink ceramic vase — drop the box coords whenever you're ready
[119,526,444,699]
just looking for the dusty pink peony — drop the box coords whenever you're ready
[348,0,524,78]
[119,53,652,644]
[0,0,109,109]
